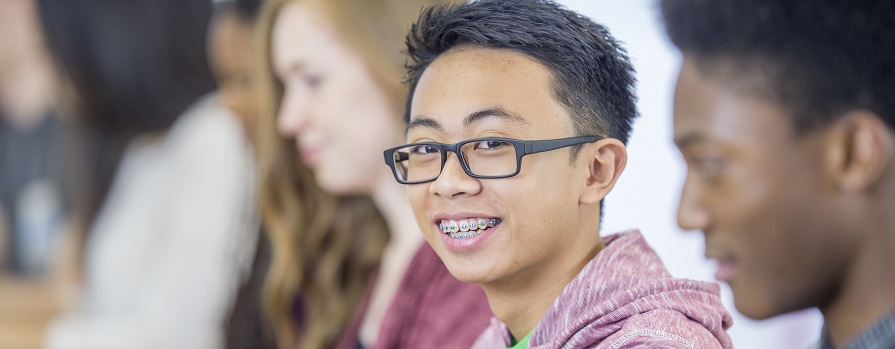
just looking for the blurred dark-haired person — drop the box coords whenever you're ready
[387,0,734,347]
[661,1,895,348]
[209,0,263,141]
[206,1,271,348]
[36,0,256,348]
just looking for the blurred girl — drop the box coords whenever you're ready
[37,0,256,347]
[252,0,492,348]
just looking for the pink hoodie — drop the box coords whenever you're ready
[472,230,734,349]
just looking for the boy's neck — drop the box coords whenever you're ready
[820,222,895,347]
[482,230,605,340]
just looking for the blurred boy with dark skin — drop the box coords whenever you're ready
[662,1,895,348]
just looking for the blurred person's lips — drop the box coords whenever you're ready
[299,144,322,166]
[714,260,736,282]
[705,245,737,283]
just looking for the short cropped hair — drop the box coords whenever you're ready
[404,0,638,146]
[661,0,895,132]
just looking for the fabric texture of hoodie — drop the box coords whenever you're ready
[471,230,734,349]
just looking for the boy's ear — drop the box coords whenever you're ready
[579,138,627,205]
[826,110,893,193]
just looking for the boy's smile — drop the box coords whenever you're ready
[405,47,603,290]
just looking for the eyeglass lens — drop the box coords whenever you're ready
[391,139,518,182]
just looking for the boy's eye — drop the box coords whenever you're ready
[411,144,439,154]
[693,157,726,181]
[474,140,510,150]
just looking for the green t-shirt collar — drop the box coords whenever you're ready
[507,331,533,349]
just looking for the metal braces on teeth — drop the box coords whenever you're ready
[440,218,502,235]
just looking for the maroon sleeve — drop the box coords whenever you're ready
[374,243,493,349]
[332,274,376,349]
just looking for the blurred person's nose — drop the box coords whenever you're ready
[276,86,312,138]
[677,173,711,232]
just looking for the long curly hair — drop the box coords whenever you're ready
[254,0,457,347]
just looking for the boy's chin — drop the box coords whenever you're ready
[732,289,790,320]
[442,259,499,285]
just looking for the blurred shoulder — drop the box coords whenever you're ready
[163,94,250,159]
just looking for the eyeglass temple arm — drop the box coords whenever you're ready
[524,136,603,154]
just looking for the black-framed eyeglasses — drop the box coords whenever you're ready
[383,135,603,184]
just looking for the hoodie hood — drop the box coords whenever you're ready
[472,230,733,349]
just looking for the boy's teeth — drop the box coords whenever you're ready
[439,218,502,237]
[477,218,487,230]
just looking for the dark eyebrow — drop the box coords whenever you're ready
[405,117,443,134]
[406,107,529,135]
[463,107,528,127]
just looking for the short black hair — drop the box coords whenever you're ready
[404,0,638,146]
[661,0,895,132]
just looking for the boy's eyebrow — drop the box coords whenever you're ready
[405,117,443,134]
[406,107,529,134]
[674,132,707,149]
[464,107,528,127]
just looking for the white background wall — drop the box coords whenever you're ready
[556,0,824,348]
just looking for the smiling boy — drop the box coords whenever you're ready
[382,1,733,348]
[661,1,895,348]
